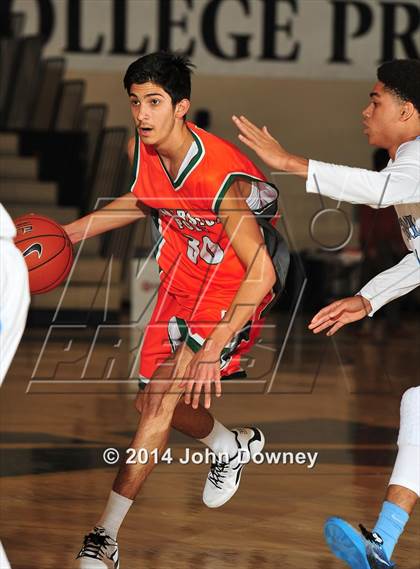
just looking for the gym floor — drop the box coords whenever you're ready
[1,313,419,568]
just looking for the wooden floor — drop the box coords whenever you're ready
[1,313,419,568]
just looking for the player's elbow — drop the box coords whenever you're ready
[264,260,277,291]
[249,253,276,292]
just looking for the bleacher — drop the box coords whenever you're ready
[0,13,136,320]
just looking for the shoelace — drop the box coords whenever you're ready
[79,529,113,559]
[208,460,230,489]
[359,524,383,546]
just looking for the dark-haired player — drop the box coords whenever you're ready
[233,59,419,569]
[65,52,288,568]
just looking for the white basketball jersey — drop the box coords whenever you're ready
[0,203,16,239]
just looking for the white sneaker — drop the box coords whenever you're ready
[203,427,265,508]
[75,527,119,568]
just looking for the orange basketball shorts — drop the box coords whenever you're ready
[138,284,271,387]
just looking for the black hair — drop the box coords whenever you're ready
[377,59,420,113]
[123,51,195,104]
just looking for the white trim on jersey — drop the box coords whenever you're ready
[129,134,141,193]
[211,172,270,215]
[155,217,166,263]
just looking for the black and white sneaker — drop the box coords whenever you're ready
[75,526,119,568]
[203,427,265,508]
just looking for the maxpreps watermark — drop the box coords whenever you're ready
[104,448,319,469]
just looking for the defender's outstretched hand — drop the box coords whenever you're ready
[232,115,288,171]
[232,115,309,177]
[308,295,373,336]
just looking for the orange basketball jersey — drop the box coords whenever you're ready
[130,122,279,300]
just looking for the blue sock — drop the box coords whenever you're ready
[373,501,409,559]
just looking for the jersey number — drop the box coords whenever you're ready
[187,236,224,265]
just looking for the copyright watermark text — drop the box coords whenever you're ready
[103,447,319,469]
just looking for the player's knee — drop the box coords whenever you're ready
[398,386,420,447]
[136,385,161,416]
[135,379,150,413]
[140,393,160,417]
[141,384,177,419]
[135,393,144,414]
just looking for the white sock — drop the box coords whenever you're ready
[199,419,238,459]
[97,490,133,539]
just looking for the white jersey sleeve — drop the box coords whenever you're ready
[306,139,420,208]
[0,203,17,239]
[305,138,420,316]
[358,252,420,315]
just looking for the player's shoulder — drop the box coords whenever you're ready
[395,137,420,161]
[189,123,249,162]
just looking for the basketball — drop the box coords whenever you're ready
[13,213,74,295]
